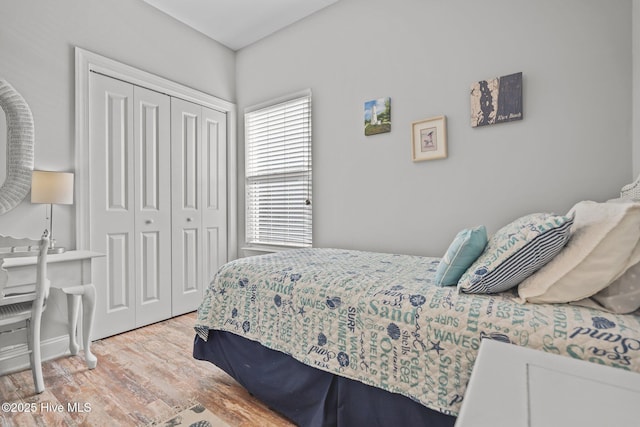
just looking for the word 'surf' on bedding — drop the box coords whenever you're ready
[194,247,640,424]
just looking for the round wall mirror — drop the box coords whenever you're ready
[0,79,34,214]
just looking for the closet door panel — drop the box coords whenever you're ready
[90,73,136,339]
[202,108,228,282]
[180,228,199,292]
[140,231,160,301]
[182,113,199,210]
[171,98,203,316]
[106,233,130,311]
[134,86,171,327]
[204,227,220,288]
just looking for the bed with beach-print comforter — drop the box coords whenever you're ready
[194,248,640,418]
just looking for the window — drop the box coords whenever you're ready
[245,90,312,248]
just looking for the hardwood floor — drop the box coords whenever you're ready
[0,313,295,426]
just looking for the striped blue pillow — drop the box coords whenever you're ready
[457,213,574,294]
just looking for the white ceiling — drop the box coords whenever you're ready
[143,0,340,51]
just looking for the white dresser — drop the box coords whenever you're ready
[456,339,640,427]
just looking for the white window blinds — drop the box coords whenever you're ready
[245,91,312,248]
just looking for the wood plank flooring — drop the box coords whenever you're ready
[0,313,295,426]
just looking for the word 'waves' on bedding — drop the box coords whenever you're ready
[195,248,640,417]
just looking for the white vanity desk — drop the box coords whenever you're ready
[2,250,103,369]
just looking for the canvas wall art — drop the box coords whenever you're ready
[364,97,391,136]
[470,72,523,128]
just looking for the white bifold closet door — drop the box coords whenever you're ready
[89,72,228,339]
[90,73,172,339]
[171,98,227,316]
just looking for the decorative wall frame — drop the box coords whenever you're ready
[470,72,523,127]
[364,97,391,136]
[411,115,447,162]
[0,79,34,214]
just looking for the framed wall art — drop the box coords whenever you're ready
[364,97,391,136]
[470,71,523,128]
[411,115,447,162]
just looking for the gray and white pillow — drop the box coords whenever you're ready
[458,212,573,294]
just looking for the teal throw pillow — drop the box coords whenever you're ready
[435,226,488,286]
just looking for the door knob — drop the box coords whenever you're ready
[145,219,154,225]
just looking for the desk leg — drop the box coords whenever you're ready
[66,294,81,355]
[61,284,98,369]
[82,284,97,369]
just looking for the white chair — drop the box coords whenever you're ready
[0,232,49,393]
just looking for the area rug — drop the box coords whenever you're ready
[154,403,230,427]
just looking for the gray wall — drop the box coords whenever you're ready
[237,0,634,256]
[0,0,235,248]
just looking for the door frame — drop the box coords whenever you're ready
[74,47,238,260]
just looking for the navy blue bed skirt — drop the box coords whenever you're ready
[193,330,455,427]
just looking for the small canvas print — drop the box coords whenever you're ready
[470,72,523,128]
[364,97,391,136]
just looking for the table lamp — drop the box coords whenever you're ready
[31,170,74,254]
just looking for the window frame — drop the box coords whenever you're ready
[244,89,312,250]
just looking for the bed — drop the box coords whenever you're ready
[193,199,640,426]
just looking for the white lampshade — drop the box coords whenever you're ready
[31,171,74,205]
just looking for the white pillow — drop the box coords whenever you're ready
[517,201,640,304]
[590,261,640,314]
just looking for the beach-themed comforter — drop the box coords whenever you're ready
[195,248,640,416]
